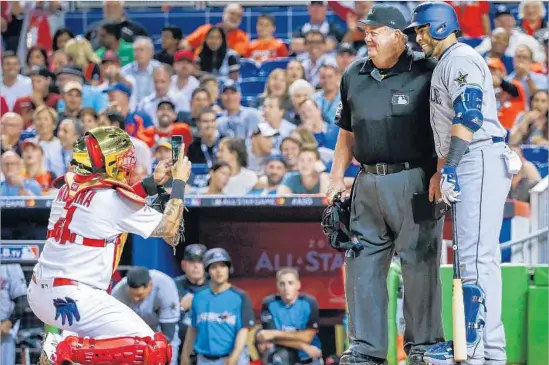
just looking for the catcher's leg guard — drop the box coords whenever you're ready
[423,284,486,365]
[54,332,172,365]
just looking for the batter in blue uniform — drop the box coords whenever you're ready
[181,248,255,365]
[258,267,323,365]
[1,264,28,365]
[404,3,519,365]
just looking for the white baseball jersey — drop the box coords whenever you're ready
[35,185,163,290]
[429,43,507,158]
[112,270,180,330]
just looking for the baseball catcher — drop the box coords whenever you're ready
[27,126,192,365]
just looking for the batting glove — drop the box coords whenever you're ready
[440,166,461,205]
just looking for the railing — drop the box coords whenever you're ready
[529,177,548,264]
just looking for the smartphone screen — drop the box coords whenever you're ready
[171,135,184,163]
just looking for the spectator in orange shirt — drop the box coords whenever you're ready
[519,1,547,36]
[488,57,526,130]
[247,14,288,63]
[446,1,490,37]
[181,4,249,57]
[21,138,55,195]
[139,99,192,149]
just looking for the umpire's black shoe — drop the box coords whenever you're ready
[408,346,426,365]
[340,350,387,365]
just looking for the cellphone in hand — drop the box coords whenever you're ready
[171,135,184,163]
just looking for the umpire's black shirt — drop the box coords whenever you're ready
[336,47,437,167]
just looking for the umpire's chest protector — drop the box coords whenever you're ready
[343,48,437,164]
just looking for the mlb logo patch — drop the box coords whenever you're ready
[391,93,409,105]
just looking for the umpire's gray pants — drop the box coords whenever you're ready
[345,167,444,360]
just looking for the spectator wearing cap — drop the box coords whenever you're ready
[248,123,279,175]
[481,28,514,76]
[278,146,328,195]
[137,64,178,126]
[58,81,83,123]
[21,138,55,195]
[33,105,65,178]
[217,81,263,140]
[103,82,154,138]
[301,30,337,89]
[13,66,61,128]
[488,57,526,130]
[1,52,32,111]
[155,26,183,65]
[102,110,152,174]
[313,64,341,125]
[447,1,491,38]
[339,2,373,51]
[475,5,546,64]
[280,136,302,172]
[174,244,209,364]
[199,161,232,195]
[55,66,109,113]
[247,14,289,63]
[187,108,222,166]
[249,155,288,195]
[518,1,547,36]
[151,138,172,172]
[57,117,85,171]
[507,45,548,101]
[85,1,148,50]
[97,50,136,106]
[195,26,241,83]
[294,1,344,42]
[1,150,42,197]
[121,37,161,105]
[139,99,193,149]
[170,50,200,114]
[1,112,24,156]
[335,43,357,75]
[181,4,249,57]
[217,137,258,196]
[95,21,135,67]
[262,96,296,149]
[179,87,214,133]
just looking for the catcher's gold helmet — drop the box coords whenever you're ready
[73,127,136,183]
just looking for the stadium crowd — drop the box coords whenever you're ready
[0,1,548,199]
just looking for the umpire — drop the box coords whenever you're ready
[326,4,444,365]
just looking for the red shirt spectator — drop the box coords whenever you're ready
[447,1,490,38]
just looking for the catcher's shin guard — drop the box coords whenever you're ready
[54,332,172,365]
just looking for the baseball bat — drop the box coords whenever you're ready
[451,202,467,362]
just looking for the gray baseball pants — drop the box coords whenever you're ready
[345,167,445,360]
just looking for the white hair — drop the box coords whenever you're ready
[133,36,154,51]
[518,0,546,19]
[289,79,315,97]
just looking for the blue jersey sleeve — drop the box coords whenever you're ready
[239,291,255,329]
[260,295,276,330]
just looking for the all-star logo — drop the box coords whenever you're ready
[454,71,468,87]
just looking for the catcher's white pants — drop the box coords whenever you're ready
[28,276,154,338]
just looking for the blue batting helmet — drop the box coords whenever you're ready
[404,2,460,40]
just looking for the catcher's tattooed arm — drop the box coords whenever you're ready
[150,198,184,245]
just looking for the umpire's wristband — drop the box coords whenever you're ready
[170,179,186,200]
[141,175,159,196]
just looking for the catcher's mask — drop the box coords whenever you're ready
[321,194,364,254]
[72,127,136,184]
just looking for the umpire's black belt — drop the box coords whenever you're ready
[361,162,420,176]
[200,354,230,360]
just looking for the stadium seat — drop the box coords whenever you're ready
[189,164,210,188]
[458,37,485,48]
[258,58,291,77]
[240,59,259,78]
[522,145,549,178]
[239,78,266,96]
